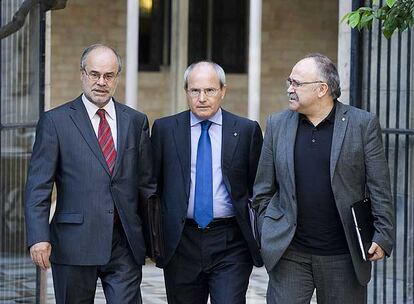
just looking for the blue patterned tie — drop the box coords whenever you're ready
[194,120,213,228]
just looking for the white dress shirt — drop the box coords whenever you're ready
[187,108,234,219]
[82,94,118,150]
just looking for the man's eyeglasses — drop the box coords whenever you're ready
[82,69,118,83]
[286,77,324,88]
[187,88,220,98]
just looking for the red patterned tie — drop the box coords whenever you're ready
[97,109,117,174]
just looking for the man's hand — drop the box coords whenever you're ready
[368,242,385,261]
[30,242,52,270]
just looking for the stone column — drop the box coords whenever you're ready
[337,0,352,105]
[125,0,139,109]
[248,0,262,122]
[170,0,189,113]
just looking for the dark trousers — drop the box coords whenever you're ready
[267,247,367,304]
[51,223,142,304]
[164,219,253,304]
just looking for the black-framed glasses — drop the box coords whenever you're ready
[286,77,325,88]
[82,69,119,83]
[186,88,221,98]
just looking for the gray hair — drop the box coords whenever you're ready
[80,44,122,73]
[304,53,341,100]
[183,61,226,89]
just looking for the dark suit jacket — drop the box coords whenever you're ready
[253,101,395,285]
[151,109,264,267]
[24,96,155,265]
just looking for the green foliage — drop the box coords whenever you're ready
[342,0,414,38]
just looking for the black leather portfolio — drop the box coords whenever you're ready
[351,197,375,261]
[248,199,260,248]
[141,195,165,262]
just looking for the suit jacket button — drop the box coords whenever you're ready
[108,209,114,214]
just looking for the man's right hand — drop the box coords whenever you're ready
[30,242,52,270]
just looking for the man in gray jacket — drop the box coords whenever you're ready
[253,53,394,304]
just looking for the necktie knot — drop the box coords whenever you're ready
[201,120,212,131]
[97,109,106,120]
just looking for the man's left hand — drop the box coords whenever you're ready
[368,242,385,261]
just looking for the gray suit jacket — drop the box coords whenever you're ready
[253,101,394,285]
[25,96,155,265]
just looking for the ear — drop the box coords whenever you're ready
[318,83,329,98]
[221,85,227,99]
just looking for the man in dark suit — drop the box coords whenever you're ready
[151,61,263,303]
[24,44,155,303]
[253,53,395,303]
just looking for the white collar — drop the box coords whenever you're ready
[190,108,222,127]
[82,94,116,120]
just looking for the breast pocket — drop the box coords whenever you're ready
[125,146,137,152]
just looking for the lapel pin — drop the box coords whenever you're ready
[341,117,346,122]
[233,132,238,137]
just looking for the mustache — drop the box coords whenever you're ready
[93,88,109,93]
[287,92,299,101]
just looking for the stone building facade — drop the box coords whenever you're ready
[49,0,338,127]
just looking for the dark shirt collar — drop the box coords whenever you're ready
[323,102,336,124]
[299,101,336,126]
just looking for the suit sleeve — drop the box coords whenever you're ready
[24,113,58,248]
[252,115,279,233]
[248,121,263,197]
[137,115,157,201]
[150,120,163,196]
[364,115,395,256]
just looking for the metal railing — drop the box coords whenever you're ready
[0,1,45,302]
[351,1,413,302]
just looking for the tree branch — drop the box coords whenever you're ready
[0,0,68,40]
[0,0,38,39]
[43,0,68,10]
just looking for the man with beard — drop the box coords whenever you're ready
[25,44,154,303]
[253,53,394,304]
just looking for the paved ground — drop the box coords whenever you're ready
[44,263,269,303]
[45,262,317,304]
[0,255,316,303]
[2,256,407,303]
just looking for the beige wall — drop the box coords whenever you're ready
[50,0,127,107]
[260,0,338,126]
[50,0,338,127]
[50,0,171,123]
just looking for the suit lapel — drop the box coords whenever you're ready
[221,110,239,172]
[172,111,191,198]
[111,101,129,178]
[69,97,110,176]
[330,102,349,180]
[285,111,298,190]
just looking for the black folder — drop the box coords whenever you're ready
[141,195,165,262]
[351,198,375,261]
[248,199,260,248]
